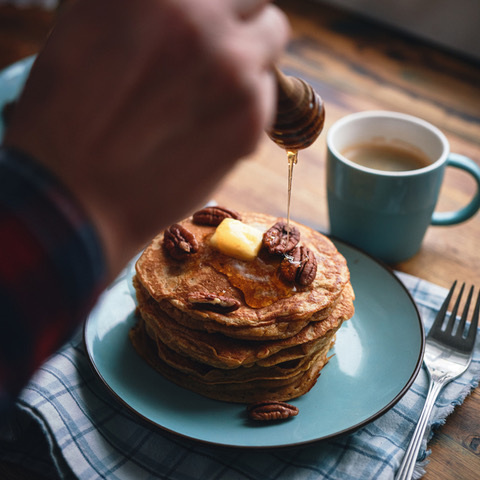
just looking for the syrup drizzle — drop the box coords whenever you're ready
[200,150,302,308]
[210,250,295,308]
[286,149,298,245]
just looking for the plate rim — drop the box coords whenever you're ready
[83,237,425,449]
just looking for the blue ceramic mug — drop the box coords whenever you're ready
[326,111,480,264]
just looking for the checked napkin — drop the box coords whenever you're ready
[1,271,479,480]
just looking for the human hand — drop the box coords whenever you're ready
[4,0,289,278]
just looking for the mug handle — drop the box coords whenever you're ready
[431,153,480,226]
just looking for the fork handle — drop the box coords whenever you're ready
[395,378,447,480]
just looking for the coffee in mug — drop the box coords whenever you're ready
[341,141,431,172]
[326,111,480,264]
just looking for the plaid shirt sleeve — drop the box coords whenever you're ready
[0,147,107,417]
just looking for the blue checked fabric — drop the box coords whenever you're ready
[1,271,479,480]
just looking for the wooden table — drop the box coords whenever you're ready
[1,1,479,479]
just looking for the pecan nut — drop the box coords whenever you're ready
[247,401,299,421]
[263,221,300,255]
[163,224,199,260]
[188,292,240,313]
[192,206,241,226]
[279,246,317,286]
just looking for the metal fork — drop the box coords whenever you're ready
[395,281,479,480]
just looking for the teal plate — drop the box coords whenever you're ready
[83,240,424,448]
[0,58,424,448]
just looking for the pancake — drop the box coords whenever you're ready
[134,275,354,368]
[135,212,350,337]
[129,317,335,403]
[130,209,355,404]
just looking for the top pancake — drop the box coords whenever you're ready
[135,212,350,334]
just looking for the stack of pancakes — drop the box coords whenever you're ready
[130,211,354,403]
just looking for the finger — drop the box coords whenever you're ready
[231,0,271,19]
[255,68,277,131]
[243,4,290,66]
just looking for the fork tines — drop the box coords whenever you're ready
[429,281,480,352]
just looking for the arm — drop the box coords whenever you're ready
[4,0,290,279]
[0,0,289,413]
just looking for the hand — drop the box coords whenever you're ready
[4,0,289,278]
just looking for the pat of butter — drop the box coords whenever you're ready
[210,218,263,261]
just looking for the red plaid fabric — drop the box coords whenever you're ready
[0,147,106,417]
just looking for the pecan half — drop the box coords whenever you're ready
[188,292,240,313]
[163,224,199,260]
[247,401,299,421]
[192,206,241,226]
[279,246,317,286]
[263,221,300,255]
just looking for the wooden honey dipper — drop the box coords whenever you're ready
[268,67,325,150]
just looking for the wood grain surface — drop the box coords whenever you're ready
[0,1,479,479]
